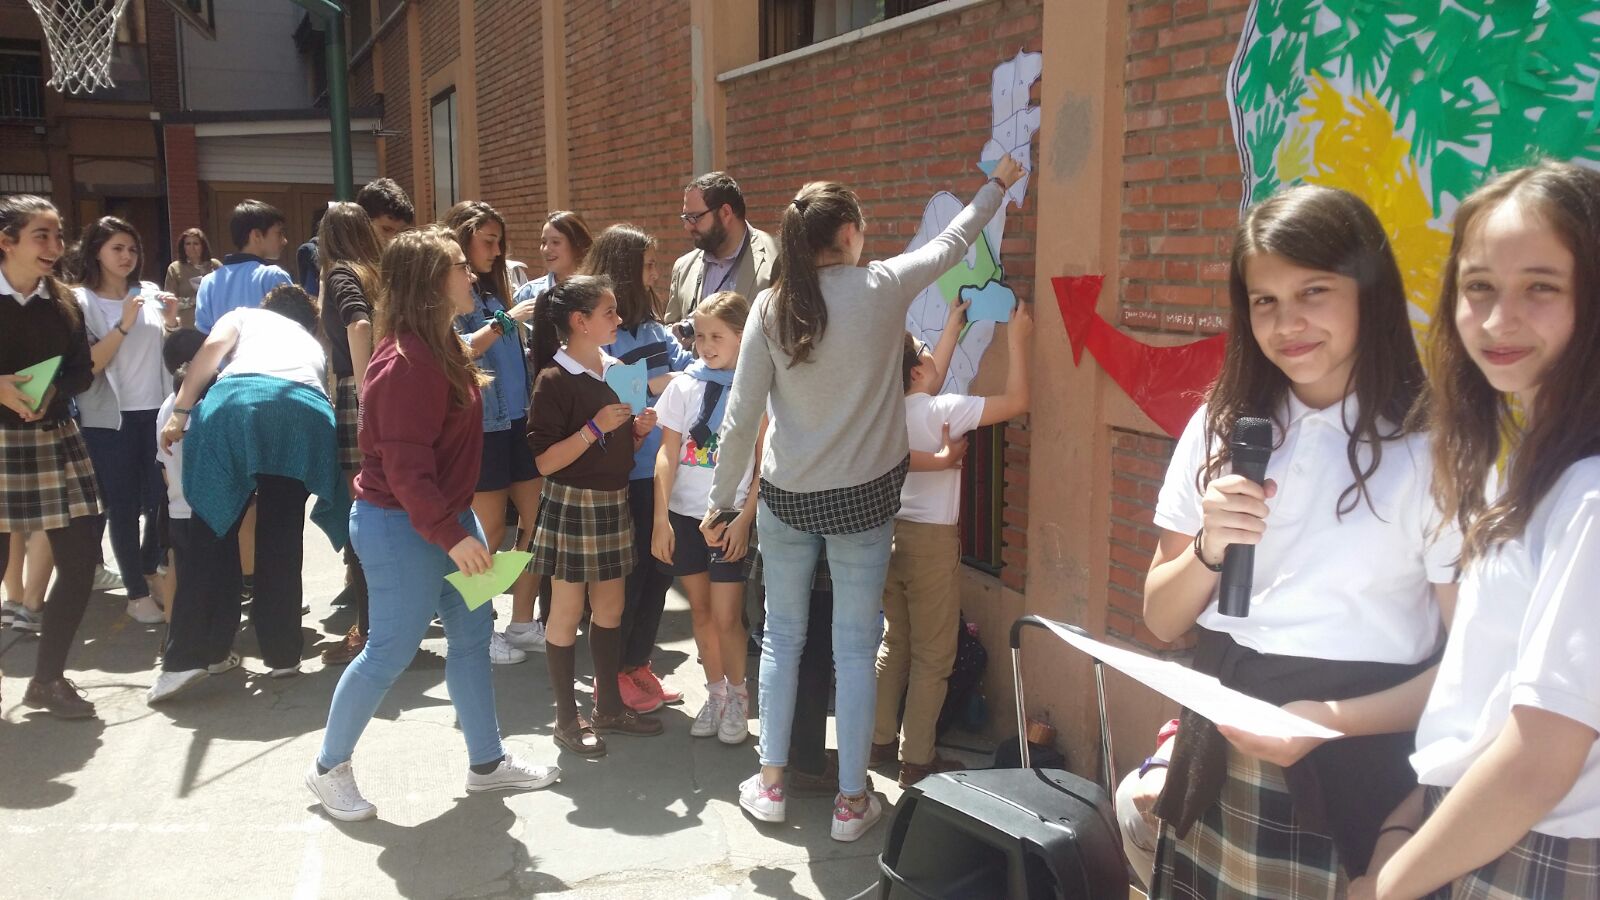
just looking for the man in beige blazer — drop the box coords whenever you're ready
[666,172,778,340]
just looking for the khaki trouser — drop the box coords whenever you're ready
[872,518,962,765]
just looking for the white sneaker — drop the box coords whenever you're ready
[738,773,787,823]
[501,621,547,652]
[489,632,527,665]
[466,753,560,793]
[126,595,164,624]
[269,665,301,679]
[830,792,884,843]
[207,652,242,675]
[305,761,377,822]
[690,693,724,738]
[147,669,207,704]
[92,564,123,591]
[718,689,750,745]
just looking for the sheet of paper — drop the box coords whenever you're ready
[444,551,533,611]
[14,355,61,411]
[1040,619,1342,740]
[605,360,648,415]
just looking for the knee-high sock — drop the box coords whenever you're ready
[589,625,624,716]
[546,641,578,729]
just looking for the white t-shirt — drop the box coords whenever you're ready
[1412,459,1600,839]
[78,283,168,411]
[1154,397,1458,664]
[899,392,987,525]
[154,393,190,519]
[215,307,327,395]
[655,374,752,518]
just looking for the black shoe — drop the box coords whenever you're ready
[22,678,97,719]
[240,575,255,602]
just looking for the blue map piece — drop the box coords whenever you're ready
[976,159,999,177]
[962,280,1015,323]
[605,360,649,415]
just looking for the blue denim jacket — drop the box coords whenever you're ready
[453,287,530,432]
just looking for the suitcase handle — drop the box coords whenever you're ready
[1008,615,1117,795]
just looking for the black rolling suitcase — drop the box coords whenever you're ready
[878,616,1131,899]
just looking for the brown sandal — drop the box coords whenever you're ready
[553,715,607,756]
[590,707,665,737]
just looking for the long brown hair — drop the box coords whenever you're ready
[1202,184,1424,517]
[318,201,381,308]
[529,274,614,375]
[579,224,657,329]
[377,226,488,406]
[0,194,76,327]
[545,210,593,269]
[443,200,512,307]
[71,216,143,295]
[178,227,212,265]
[1427,161,1600,565]
[770,182,863,366]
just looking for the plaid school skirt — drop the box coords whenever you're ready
[1421,786,1600,899]
[1153,749,1346,899]
[334,376,361,474]
[529,480,634,583]
[0,419,104,532]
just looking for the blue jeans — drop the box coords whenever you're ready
[755,501,892,795]
[82,409,164,599]
[318,501,504,768]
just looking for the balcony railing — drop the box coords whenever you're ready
[1,73,44,121]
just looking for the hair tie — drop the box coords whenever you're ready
[792,198,810,214]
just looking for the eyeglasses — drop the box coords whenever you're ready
[680,208,715,224]
[450,261,473,273]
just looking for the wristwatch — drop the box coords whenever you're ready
[1139,756,1170,778]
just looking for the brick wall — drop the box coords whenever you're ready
[724,0,1042,591]
[163,124,202,243]
[377,24,412,200]
[474,0,545,256]
[147,3,180,112]
[417,0,459,82]
[1112,0,1249,650]
[562,0,695,246]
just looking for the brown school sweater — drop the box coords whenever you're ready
[525,363,634,491]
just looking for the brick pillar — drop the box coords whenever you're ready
[164,124,201,247]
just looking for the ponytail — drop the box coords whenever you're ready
[529,273,614,374]
[771,182,861,366]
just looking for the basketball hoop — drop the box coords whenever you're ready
[27,0,133,95]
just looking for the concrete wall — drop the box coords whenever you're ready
[177,0,315,111]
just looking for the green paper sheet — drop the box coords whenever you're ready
[14,355,61,411]
[444,551,533,611]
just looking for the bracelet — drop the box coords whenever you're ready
[1138,756,1169,778]
[577,427,594,445]
[492,310,516,335]
[584,419,606,448]
[173,407,192,416]
[1193,530,1225,572]
[113,322,129,336]
[1377,825,1416,840]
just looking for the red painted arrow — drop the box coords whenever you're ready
[1053,275,1227,438]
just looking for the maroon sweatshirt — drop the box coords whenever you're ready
[354,333,484,550]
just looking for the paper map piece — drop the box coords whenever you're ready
[444,551,533,611]
[903,49,1040,395]
[1040,619,1341,740]
[605,360,648,415]
[14,355,61,411]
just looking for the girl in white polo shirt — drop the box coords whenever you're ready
[1358,162,1600,899]
[1142,185,1459,899]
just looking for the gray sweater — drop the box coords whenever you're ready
[708,181,1005,511]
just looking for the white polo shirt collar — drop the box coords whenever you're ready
[0,269,47,306]
[554,347,620,381]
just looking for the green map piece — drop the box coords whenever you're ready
[14,355,61,411]
[936,230,1002,305]
[445,551,533,611]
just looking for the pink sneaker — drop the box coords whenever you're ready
[617,672,662,713]
[630,663,683,704]
[830,792,884,842]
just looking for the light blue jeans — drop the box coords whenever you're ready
[318,501,503,769]
[755,501,893,795]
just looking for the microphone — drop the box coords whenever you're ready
[1217,416,1273,618]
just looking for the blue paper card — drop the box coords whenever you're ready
[963,280,1016,323]
[605,360,649,415]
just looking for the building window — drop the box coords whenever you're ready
[430,88,458,220]
[959,424,1005,574]
[759,0,946,58]
[83,0,151,102]
[0,40,45,121]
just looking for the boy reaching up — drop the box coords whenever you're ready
[871,298,1033,787]
[194,200,292,334]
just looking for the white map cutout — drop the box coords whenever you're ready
[905,49,1040,395]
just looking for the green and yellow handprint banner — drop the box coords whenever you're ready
[1228,1,1600,329]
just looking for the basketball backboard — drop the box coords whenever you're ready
[161,0,215,39]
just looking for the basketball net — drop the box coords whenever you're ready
[28,0,133,95]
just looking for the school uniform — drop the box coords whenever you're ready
[1149,397,1458,898]
[653,362,753,583]
[525,349,637,583]
[321,264,371,474]
[192,253,292,334]
[1411,459,1600,898]
[455,284,537,492]
[0,271,103,689]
